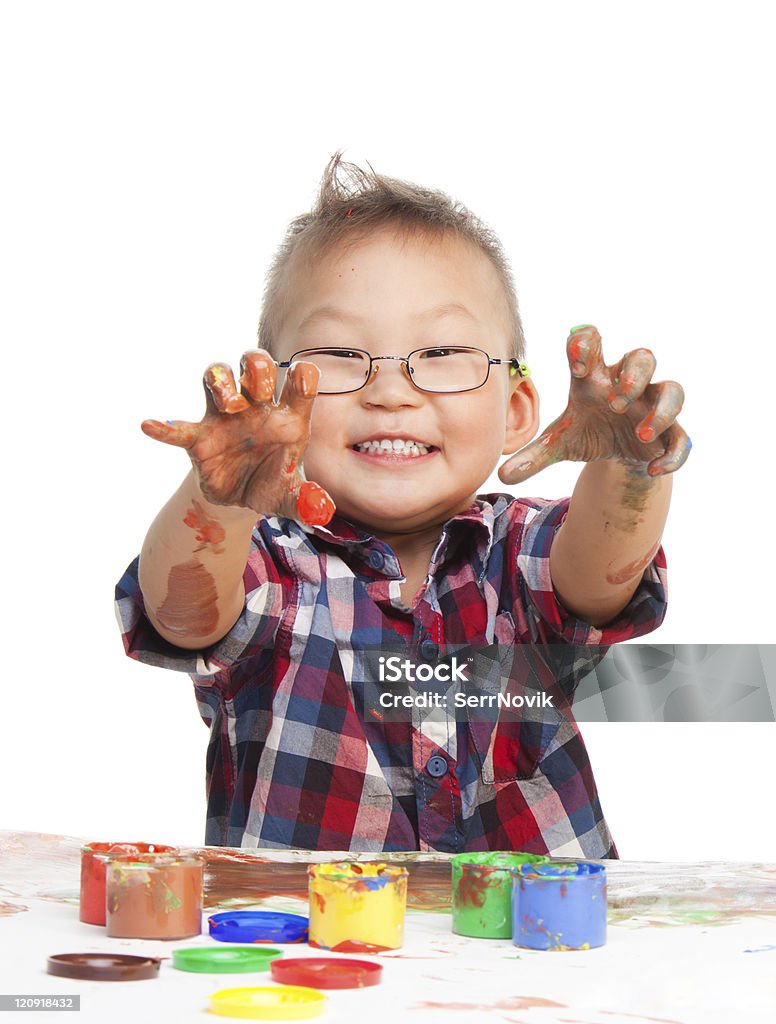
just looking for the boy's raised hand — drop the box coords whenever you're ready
[141,350,335,525]
[499,325,691,485]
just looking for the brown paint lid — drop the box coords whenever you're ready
[47,953,161,981]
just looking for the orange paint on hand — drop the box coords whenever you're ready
[637,412,656,442]
[546,414,573,447]
[296,482,336,525]
[183,500,227,554]
[225,394,250,413]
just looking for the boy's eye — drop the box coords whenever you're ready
[317,349,362,360]
[418,347,460,359]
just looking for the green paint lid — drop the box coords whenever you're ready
[172,946,283,973]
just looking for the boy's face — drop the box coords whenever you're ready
[274,227,538,537]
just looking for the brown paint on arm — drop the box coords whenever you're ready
[612,467,660,533]
[155,560,220,638]
[605,540,661,586]
[182,500,227,554]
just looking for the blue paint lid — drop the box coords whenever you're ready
[208,911,309,944]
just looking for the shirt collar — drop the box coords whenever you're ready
[299,493,515,577]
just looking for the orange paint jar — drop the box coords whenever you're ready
[79,841,176,925]
[105,852,204,939]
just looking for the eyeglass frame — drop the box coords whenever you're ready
[276,346,531,395]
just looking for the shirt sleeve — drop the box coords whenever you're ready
[114,525,287,681]
[513,496,668,645]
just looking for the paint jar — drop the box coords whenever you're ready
[79,841,176,925]
[511,861,607,950]
[307,863,408,953]
[451,852,549,938]
[105,852,204,940]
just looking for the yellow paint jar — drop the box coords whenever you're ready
[307,862,408,952]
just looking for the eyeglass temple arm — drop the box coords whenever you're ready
[494,358,531,378]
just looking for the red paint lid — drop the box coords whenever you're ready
[270,957,383,989]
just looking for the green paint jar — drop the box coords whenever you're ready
[451,852,550,938]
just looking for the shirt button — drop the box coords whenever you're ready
[426,755,448,778]
[369,550,385,569]
[420,638,439,660]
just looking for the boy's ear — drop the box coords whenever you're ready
[502,377,540,454]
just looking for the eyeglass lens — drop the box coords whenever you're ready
[296,347,491,393]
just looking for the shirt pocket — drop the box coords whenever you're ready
[470,715,562,783]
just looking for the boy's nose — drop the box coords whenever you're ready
[361,357,422,407]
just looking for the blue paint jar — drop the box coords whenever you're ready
[511,861,607,950]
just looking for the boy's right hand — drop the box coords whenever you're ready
[141,350,335,526]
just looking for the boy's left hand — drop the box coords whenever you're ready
[499,325,691,484]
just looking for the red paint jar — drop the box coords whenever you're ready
[79,842,176,925]
[106,853,204,940]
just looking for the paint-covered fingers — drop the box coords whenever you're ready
[204,363,250,415]
[277,359,321,413]
[634,380,685,444]
[608,349,657,413]
[567,325,603,379]
[646,422,692,476]
[141,418,200,449]
[498,416,570,484]
[239,350,277,404]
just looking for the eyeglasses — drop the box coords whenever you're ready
[277,346,531,395]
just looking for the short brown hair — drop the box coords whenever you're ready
[258,151,526,358]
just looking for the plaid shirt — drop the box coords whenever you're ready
[115,494,667,856]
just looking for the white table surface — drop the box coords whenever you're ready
[2,831,776,1023]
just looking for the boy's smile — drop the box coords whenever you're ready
[274,226,538,539]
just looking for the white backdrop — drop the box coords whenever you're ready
[1,1,773,859]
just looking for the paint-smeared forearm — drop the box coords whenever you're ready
[137,350,336,649]
[499,325,689,628]
[548,461,672,627]
[138,469,259,649]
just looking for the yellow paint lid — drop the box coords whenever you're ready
[208,985,325,1020]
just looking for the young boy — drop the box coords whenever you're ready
[116,153,689,856]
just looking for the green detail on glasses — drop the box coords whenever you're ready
[511,361,530,378]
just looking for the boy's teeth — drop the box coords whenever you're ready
[356,439,430,456]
